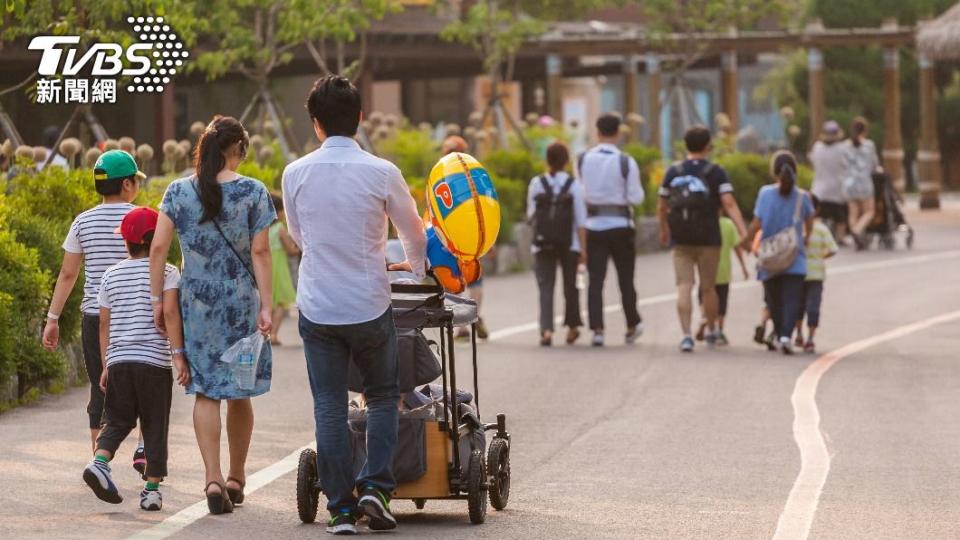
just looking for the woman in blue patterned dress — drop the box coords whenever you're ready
[149,116,276,515]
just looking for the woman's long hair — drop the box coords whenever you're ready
[770,150,798,197]
[850,116,868,148]
[194,115,248,223]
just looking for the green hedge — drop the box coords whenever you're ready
[0,229,61,387]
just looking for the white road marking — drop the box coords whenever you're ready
[129,443,314,539]
[488,249,960,342]
[772,309,960,540]
[131,248,960,538]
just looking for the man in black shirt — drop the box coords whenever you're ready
[657,126,747,352]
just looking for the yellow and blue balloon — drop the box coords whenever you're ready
[424,152,500,293]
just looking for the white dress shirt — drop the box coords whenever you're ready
[282,136,427,325]
[576,143,644,231]
[525,171,588,253]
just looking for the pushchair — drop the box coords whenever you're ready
[865,171,914,250]
[295,277,512,525]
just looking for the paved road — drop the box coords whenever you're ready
[2,200,959,539]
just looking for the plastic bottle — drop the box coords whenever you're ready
[576,263,587,290]
[234,344,257,390]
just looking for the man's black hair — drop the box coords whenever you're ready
[684,125,712,153]
[596,113,621,137]
[95,176,133,196]
[126,231,155,258]
[306,76,362,137]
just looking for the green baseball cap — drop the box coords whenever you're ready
[94,149,146,182]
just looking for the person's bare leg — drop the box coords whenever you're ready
[271,307,285,344]
[226,398,254,489]
[701,285,719,333]
[677,283,694,335]
[848,201,862,235]
[194,395,224,492]
[854,197,875,235]
[90,429,99,454]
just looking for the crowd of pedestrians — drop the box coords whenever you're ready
[36,75,884,533]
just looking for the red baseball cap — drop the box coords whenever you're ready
[115,207,159,244]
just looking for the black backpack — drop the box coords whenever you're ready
[531,175,576,251]
[666,161,716,245]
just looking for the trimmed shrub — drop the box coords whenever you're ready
[379,129,440,179]
[0,230,62,388]
[483,149,542,183]
[622,143,664,217]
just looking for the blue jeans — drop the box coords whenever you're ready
[299,308,399,515]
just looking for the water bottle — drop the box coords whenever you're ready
[576,264,587,291]
[234,345,257,390]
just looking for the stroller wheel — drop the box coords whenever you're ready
[414,498,426,510]
[467,449,487,524]
[296,448,321,523]
[487,438,511,511]
[881,236,895,250]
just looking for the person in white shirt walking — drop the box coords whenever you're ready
[577,113,644,347]
[282,76,426,536]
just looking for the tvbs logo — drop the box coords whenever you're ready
[27,16,187,104]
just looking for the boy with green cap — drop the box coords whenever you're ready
[42,150,145,464]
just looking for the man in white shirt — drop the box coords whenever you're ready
[282,76,426,535]
[577,113,644,347]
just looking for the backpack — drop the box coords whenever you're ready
[666,161,716,245]
[577,151,632,218]
[531,174,576,251]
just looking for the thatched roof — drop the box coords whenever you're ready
[917,2,960,60]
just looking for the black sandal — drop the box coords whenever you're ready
[205,481,234,515]
[226,476,245,505]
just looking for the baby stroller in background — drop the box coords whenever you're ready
[865,171,914,250]
[295,276,512,525]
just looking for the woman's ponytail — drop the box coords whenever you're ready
[850,116,867,149]
[193,115,249,223]
[770,150,797,197]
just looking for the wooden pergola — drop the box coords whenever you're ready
[529,17,943,208]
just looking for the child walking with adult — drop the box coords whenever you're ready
[528,141,587,346]
[269,192,299,346]
[794,195,839,353]
[82,207,190,511]
[42,150,144,467]
[742,151,815,355]
[696,215,748,345]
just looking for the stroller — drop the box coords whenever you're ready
[865,171,914,250]
[295,277,512,525]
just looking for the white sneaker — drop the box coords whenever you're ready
[778,337,794,355]
[625,323,643,344]
[140,489,162,511]
[83,459,123,504]
[591,333,604,347]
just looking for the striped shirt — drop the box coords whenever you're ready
[63,203,135,314]
[98,258,180,369]
[805,220,838,282]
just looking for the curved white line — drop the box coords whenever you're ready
[772,310,960,540]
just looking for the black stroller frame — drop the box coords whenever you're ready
[296,278,511,525]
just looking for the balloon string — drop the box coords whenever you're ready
[454,152,485,260]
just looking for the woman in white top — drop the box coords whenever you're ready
[527,142,588,346]
[844,116,881,249]
[808,120,849,243]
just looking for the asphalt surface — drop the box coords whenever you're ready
[2,199,959,539]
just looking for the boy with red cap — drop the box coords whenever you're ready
[82,206,189,512]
